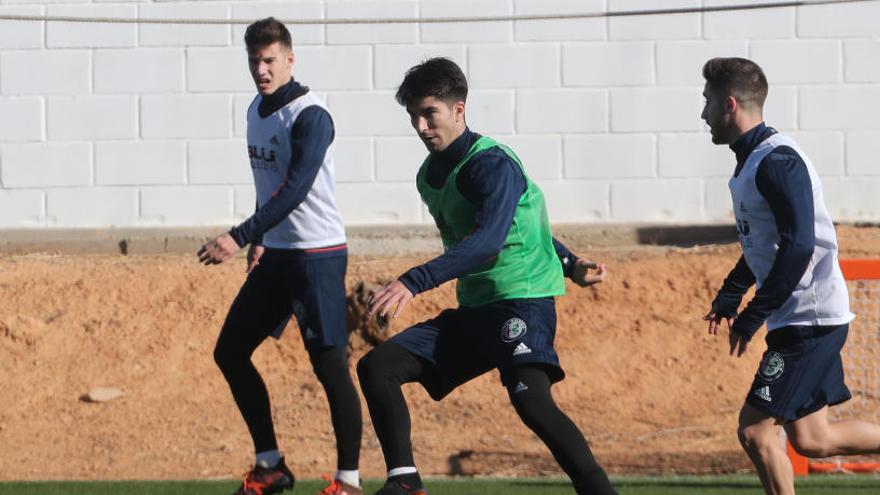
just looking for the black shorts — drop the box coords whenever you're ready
[224,246,348,351]
[389,297,564,400]
[746,323,852,421]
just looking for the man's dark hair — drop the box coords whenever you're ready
[244,17,292,52]
[702,57,769,108]
[395,57,468,107]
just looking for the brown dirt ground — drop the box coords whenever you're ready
[1,226,879,481]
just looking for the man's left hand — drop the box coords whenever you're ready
[368,280,414,320]
[571,259,607,287]
[198,233,241,266]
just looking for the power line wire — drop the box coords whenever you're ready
[0,0,876,26]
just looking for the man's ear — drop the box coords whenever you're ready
[725,94,738,114]
[454,100,466,123]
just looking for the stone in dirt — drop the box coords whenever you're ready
[85,387,124,403]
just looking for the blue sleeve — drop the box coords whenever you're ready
[398,150,524,295]
[713,255,755,318]
[552,238,580,279]
[229,106,334,247]
[732,147,815,339]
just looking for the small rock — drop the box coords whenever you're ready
[86,387,124,403]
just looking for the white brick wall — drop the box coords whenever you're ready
[334,137,374,183]
[656,40,748,86]
[846,132,880,176]
[702,0,795,40]
[513,0,605,42]
[469,44,559,88]
[564,43,654,87]
[611,179,703,222]
[375,137,425,182]
[47,5,137,48]
[94,49,185,94]
[95,141,186,186]
[611,88,702,132]
[844,40,880,83]
[0,0,877,229]
[374,45,467,89]
[294,46,372,91]
[141,95,232,139]
[800,87,880,130]
[658,133,731,178]
[750,40,842,84]
[420,0,512,43]
[609,0,701,41]
[0,97,43,142]
[46,187,138,227]
[537,179,609,221]
[467,90,515,134]
[517,89,607,133]
[326,0,418,45]
[0,6,44,49]
[1,50,91,95]
[0,189,43,227]
[1,143,91,188]
[140,185,233,226]
[188,139,250,185]
[498,134,561,180]
[139,3,230,47]
[187,48,253,93]
[798,2,880,38]
[327,92,412,136]
[47,96,138,141]
[564,134,655,179]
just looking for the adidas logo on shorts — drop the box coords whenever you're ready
[514,382,529,393]
[513,342,532,356]
[754,385,772,402]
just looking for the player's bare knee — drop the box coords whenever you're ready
[788,433,831,458]
[737,424,774,454]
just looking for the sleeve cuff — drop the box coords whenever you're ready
[229,227,248,248]
[398,272,424,296]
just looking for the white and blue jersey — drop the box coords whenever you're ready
[726,125,853,336]
[230,78,346,250]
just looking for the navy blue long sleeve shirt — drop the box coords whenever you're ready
[399,128,578,296]
[229,78,335,248]
[723,123,816,339]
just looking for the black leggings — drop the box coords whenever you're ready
[214,331,362,470]
[357,343,616,494]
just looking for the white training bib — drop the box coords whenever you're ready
[729,133,854,330]
[246,92,346,250]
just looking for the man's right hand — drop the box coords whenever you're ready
[246,245,265,273]
[703,302,734,336]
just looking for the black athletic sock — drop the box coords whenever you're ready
[503,365,617,495]
[357,343,429,469]
[309,345,363,471]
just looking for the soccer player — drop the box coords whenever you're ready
[702,57,880,495]
[198,17,362,495]
[357,58,617,495]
